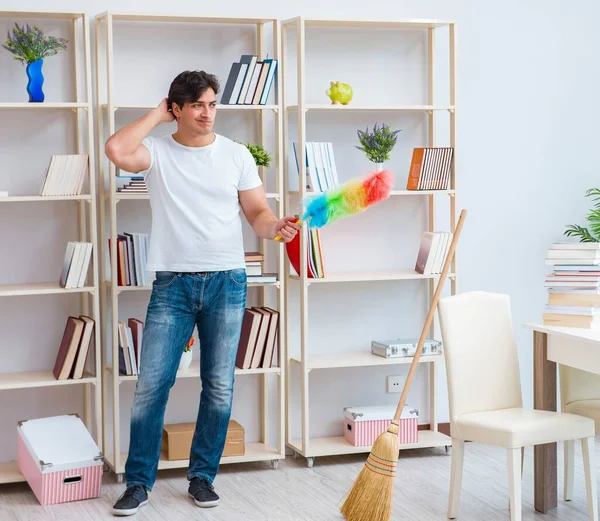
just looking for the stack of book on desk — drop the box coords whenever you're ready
[543,242,600,328]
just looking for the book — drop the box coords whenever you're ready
[543,242,600,328]
[59,241,93,289]
[406,147,453,191]
[415,231,452,275]
[39,155,89,196]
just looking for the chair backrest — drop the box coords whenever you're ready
[438,291,523,429]
[560,364,600,407]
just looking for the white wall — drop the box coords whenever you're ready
[0,0,599,462]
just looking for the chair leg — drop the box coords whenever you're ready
[564,439,574,501]
[507,448,522,521]
[581,436,598,521]
[448,438,464,519]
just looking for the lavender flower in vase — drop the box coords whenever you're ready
[355,123,401,172]
[2,23,68,102]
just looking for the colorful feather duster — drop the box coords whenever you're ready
[302,169,394,228]
[275,169,394,241]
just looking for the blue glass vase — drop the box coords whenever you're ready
[26,59,44,102]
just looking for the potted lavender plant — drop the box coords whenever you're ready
[355,122,401,171]
[2,23,68,102]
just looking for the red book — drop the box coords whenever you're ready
[285,228,316,278]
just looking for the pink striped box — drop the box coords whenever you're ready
[344,405,419,446]
[17,414,103,506]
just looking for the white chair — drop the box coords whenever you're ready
[560,364,600,501]
[438,290,598,521]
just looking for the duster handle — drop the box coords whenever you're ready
[393,209,467,423]
[274,218,304,242]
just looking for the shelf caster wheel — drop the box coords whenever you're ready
[307,457,314,468]
[271,459,279,470]
[445,445,450,454]
[116,473,124,484]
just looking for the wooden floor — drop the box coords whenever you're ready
[1,437,598,520]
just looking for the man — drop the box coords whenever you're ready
[105,70,299,516]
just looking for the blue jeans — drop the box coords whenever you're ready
[124,269,247,491]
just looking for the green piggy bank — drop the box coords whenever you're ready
[326,81,353,105]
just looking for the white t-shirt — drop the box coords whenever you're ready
[138,133,262,272]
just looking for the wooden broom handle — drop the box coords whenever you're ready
[393,209,467,423]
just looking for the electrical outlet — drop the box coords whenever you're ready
[387,375,406,393]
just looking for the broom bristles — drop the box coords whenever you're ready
[340,422,400,521]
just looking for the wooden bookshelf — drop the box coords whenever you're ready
[281,16,457,467]
[0,102,89,110]
[290,351,443,370]
[0,371,97,391]
[95,11,286,483]
[0,9,102,484]
[289,270,456,284]
[101,103,279,112]
[286,104,454,112]
[104,440,283,476]
[0,195,92,203]
[288,430,450,466]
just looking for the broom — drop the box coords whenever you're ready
[340,208,467,521]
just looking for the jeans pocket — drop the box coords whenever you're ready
[153,271,178,289]
[228,268,247,286]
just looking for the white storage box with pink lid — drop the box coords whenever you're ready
[17,414,103,505]
[344,405,419,446]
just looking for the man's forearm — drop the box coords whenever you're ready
[106,108,163,156]
[251,209,279,239]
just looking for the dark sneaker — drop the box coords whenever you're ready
[112,485,148,516]
[188,477,220,508]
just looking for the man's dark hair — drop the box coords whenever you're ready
[167,70,220,110]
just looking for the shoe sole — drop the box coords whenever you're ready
[112,499,148,516]
[188,492,220,508]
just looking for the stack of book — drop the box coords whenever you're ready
[39,154,89,196]
[244,251,277,283]
[414,231,453,275]
[59,241,93,289]
[117,177,147,194]
[543,242,600,328]
[110,232,149,287]
[406,147,454,191]
[292,141,339,191]
[235,307,279,369]
[53,315,95,380]
[220,54,278,105]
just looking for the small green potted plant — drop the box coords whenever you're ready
[355,123,401,171]
[243,142,271,168]
[2,22,68,102]
[564,188,600,242]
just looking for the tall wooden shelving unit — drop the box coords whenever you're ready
[0,10,102,483]
[281,17,457,467]
[95,11,287,481]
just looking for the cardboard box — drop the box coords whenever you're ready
[17,414,103,505]
[343,405,418,446]
[223,420,244,457]
[162,420,245,461]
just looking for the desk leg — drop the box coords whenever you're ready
[533,330,557,513]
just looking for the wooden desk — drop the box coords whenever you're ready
[524,323,600,513]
